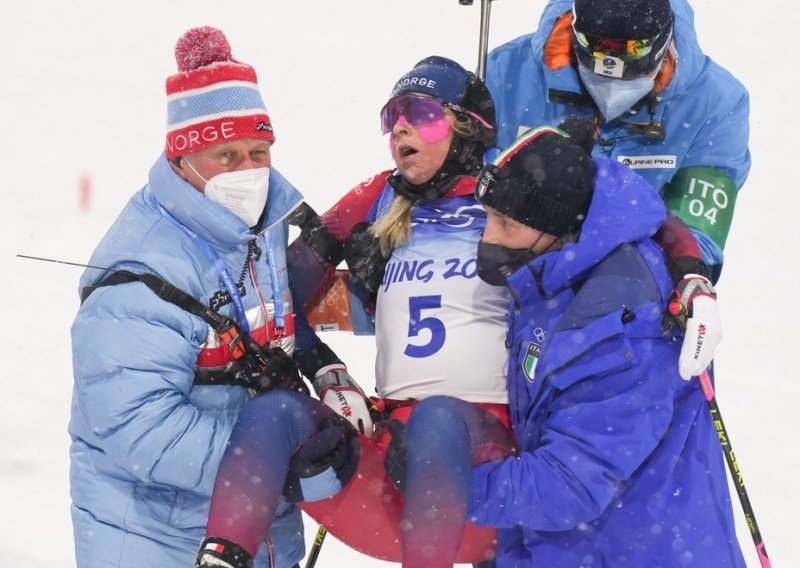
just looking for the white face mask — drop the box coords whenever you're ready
[183,159,270,227]
[578,65,655,122]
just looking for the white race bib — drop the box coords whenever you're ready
[375,211,509,403]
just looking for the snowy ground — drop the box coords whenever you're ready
[3,0,798,566]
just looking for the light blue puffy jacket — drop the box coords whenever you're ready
[70,155,305,567]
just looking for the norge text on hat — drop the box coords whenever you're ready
[165,27,274,159]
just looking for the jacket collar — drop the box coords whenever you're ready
[147,153,303,247]
[507,158,666,300]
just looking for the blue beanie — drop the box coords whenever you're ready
[572,0,673,79]
[573,0,672,40]
[476,126,596,237]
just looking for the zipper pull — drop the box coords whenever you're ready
[249,239,262,262]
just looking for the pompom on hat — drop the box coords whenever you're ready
[165,27,274,159]
[475,125,596,237]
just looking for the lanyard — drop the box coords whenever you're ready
[264,231,286,328]
[155,202,251,332]
[148,187,287,332]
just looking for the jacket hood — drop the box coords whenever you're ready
[533,0,705,96]
[508,158,665,296]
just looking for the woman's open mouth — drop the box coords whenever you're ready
[398,144,418,158]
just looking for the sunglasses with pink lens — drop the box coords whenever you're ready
[380,94,493,144]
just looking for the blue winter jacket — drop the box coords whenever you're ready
[70,155,306,568]
[469,159,745,567]
[486,0,750,269]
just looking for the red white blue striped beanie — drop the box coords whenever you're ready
[165,27,274,159]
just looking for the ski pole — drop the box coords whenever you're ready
[698,367,770,568]
[17,253,108,271]
[304,525,327,568]
[459,0,496,80]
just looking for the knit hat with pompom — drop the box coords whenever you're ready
[165,27,274,159]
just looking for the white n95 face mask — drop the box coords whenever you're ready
[204,168,270,228]
[183,159,270,227]
[578,65,655,122]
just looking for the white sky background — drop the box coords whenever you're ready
[2,0,798,565]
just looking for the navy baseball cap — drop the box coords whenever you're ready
[389,56,471,104]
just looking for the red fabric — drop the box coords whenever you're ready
[318,173,479,242]
[377,400,511,447]
[294,173,391,317]
[304,270,354,332]
[196,314,295,368]
[173,27,233,73]
[165,115,274,158]
[303,173,478,317]
[166,61,258,93]
[319,171,393,242]
[445,176,481,198]
[656,215,702,261]
[300,400,513,563]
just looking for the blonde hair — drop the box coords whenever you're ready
[371,112,479,254]
[372,196,415,256]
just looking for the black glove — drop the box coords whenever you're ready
[383,419,407,495]
[558,116,596,154]
[245,346,308,395]
[343,222,389,294]
[195,536,253,568]
[282,414,360,503]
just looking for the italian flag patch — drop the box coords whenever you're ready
[523,342,541,382]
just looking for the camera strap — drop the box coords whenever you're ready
[80,270,296,389]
